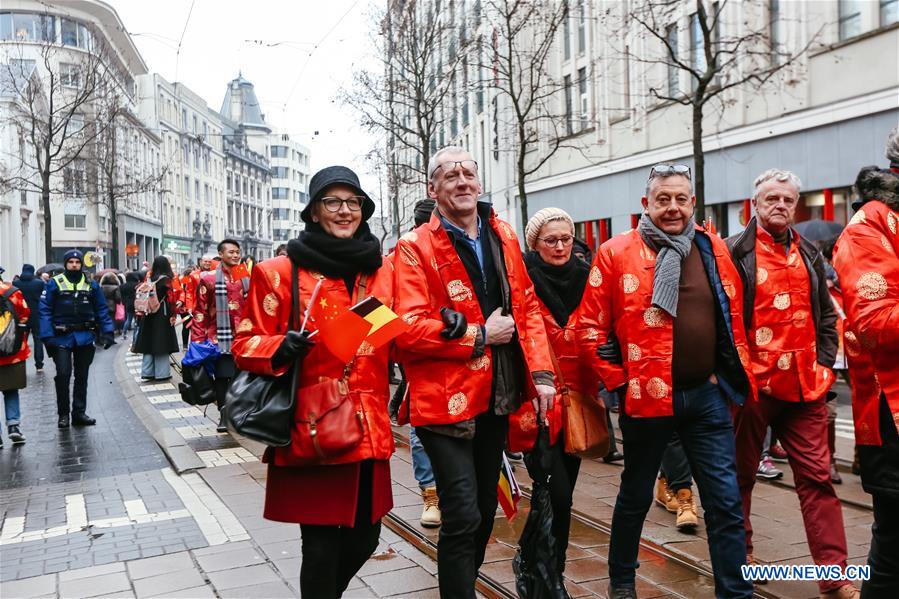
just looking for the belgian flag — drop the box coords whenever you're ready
[351,296,409,349]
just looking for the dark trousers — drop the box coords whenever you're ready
[214,354,236,410]
[28,322,43,368]
[417,410,509,599]
[660,433,693,491]
[734,394,849,593]
[609,381,752,599]
[181,320,191,350]
[547,438,581,573]
[52,344,95,417]
[299,461,381,598]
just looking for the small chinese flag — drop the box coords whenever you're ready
[231,263,249,281]
[312,292,371,363]
[351,296,409,349]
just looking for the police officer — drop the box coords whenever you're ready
[39,249,115,428]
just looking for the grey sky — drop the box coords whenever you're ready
[109,0,384,203]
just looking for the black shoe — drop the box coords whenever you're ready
[72,414,96,426]
[603,450,624,463]
[608,584,637,599]
[58,415,70,428]
[216,411,227,433]
[505,450,523,461]
[8,425,25,444]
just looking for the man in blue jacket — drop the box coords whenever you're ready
[39,250,115,428]
[12,264,45,372]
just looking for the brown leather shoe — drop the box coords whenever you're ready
[655,477,677,513]
[820,583,860,599]
[747,554,767,584]
[675,488,698,531]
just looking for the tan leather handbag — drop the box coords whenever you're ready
[550,347,610,459]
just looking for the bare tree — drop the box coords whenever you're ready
[623,0,821,219]
[341,2,472,238]
[0,26,116,262]
[92,88,167,269]
[487,0,570,233]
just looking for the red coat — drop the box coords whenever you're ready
[833,200,899,446]
[393,211,554,427]
[191,269,247,345]
[233,256,395,525]
[0,282,30,366]
[578,227,755,418]
[508,295,593,452]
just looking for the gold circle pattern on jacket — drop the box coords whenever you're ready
[856,272,888,301]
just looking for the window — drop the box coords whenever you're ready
[59,62,81,87]
[203,150,209,174]
[838,0,863,40]
[61,18,90,49]
[272,187,289,200]
[666,24,679,94]
[563,75,573,135]
[68,114,84,136]
[770,0,784,64]
[181,108,188,129]
[270,145,288,158]
[204,184,210,205]
[184,176,190,199]
[690,12,707,74]
[578,67,588,130]
[64,214,86,229]
[272,166,289,178]
[577,0,586,55]
[195,181,200,203]
[192,114,198,133]
[882,0,898,26]
[3,13,56,42]
[563,8,571,60]
[193,146,199,170]
[63,161,85,196]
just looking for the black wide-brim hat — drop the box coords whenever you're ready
[301,165,375,224]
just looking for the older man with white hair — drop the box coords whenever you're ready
[727,169,856,598]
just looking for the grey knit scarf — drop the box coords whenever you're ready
[214,264,249,354]
[637,213,696,317]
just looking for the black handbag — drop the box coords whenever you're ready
[224,265,301,447]
[178,364,216,406]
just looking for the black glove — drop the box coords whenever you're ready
[101,333,116,350]
[597,331,622,365]
[271,330,315,368]
[439,307,467,339]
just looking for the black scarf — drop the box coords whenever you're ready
[64,269,84,284]
[524,251,589,327]
[287,222,383,291]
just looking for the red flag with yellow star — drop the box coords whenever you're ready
[311,290,371,362]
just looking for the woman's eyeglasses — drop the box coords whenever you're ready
[538,235,575,248]
[320,196,365,212]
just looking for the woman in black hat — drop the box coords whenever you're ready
[233,166,396,598]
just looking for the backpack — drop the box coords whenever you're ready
[134,278,161,316]
[0,287,26,357]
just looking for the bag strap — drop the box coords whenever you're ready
[286,265,302,400]
[1,287,21,325]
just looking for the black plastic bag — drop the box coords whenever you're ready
[179,364,216,406]
[513,425,569,599]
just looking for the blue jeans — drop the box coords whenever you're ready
[409,426,436,489]
[123,310,135,335]
[609,381,752,599]
[3,389,21,426]
[141,353,171,379]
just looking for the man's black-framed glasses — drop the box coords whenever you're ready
[434,159,479,177]
[649,163,692,180]
[320,196,365,212]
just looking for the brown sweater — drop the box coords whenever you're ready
[671,242,717,387]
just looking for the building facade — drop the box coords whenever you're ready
[0,0,157,270]
[137,74,227,268]
[268,133,311,244]
[386,0,899,246]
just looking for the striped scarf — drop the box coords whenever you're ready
[214,264,249,354]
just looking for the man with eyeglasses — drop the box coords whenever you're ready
[727,170,857,599]
[393,145,554,598]
[579,163,755,599]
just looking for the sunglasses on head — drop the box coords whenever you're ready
[649,163,692,179]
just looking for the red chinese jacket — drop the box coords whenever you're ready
[0,282,30,366]
[191,268,247,345]
[833,200,899,446]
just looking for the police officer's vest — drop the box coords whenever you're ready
[52,273,96,325]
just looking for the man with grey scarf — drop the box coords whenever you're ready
[192,239,249,432]
[579,164,755,599]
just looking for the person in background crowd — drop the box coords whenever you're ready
[756,428,785,481]
[120,272,139,339]
[580,163,755,599]
[511,207,590,578]
[0,269,29,447]
[655,436,699,531]
[833,162,899,597]
[234,165,395,598]
[393,146,555,598]
[12,264,45,373]
[133,256,181,381]
[179,267,195,350]
[192,239,248,433]
[40,272,50,283]
[274,243,288,257]
[726,169,855,598]
[99,273,123,336]
[389,198,442,528]
[39,250,115,428]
